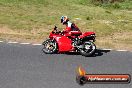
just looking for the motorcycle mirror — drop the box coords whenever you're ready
[54,24,57,30]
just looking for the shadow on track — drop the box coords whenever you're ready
[93,49,111,57]
[63,49,111,57]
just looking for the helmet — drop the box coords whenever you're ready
[61,16,69,24]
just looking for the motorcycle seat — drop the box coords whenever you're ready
[69,31,82,36]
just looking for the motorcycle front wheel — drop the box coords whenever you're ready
[79,41,96,57]
[42,39,58,54]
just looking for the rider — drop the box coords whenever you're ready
[60,16,81,37]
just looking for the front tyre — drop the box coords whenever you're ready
[42,39,57,54]
[79,41,96,57]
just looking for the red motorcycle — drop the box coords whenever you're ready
[42,26,96,56]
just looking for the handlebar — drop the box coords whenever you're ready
[54,25,57,30]
[52,26,65,35]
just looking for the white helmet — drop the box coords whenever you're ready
[61,16,69,24]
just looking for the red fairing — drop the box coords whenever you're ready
[49,31,73,52]
[79,32,95,38]
[49,32,61,39]
[54,36,73,52]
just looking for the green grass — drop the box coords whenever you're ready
[0,0,132,49]
[100,0,132,9]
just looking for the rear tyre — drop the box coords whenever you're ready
[42,39,57,54]
[79,41,96,57]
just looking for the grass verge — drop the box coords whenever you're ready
[0,0,132,50]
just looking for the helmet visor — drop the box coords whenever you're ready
[61,19,63,23]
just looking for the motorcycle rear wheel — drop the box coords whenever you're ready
[42,39,58,54]
[79,41,96,57]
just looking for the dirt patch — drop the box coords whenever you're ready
[112,31,132,39]
[96,31,132,50]
[0,26,30,35]
[0,26,47,43]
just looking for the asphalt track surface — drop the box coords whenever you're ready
[0,43,132,88]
